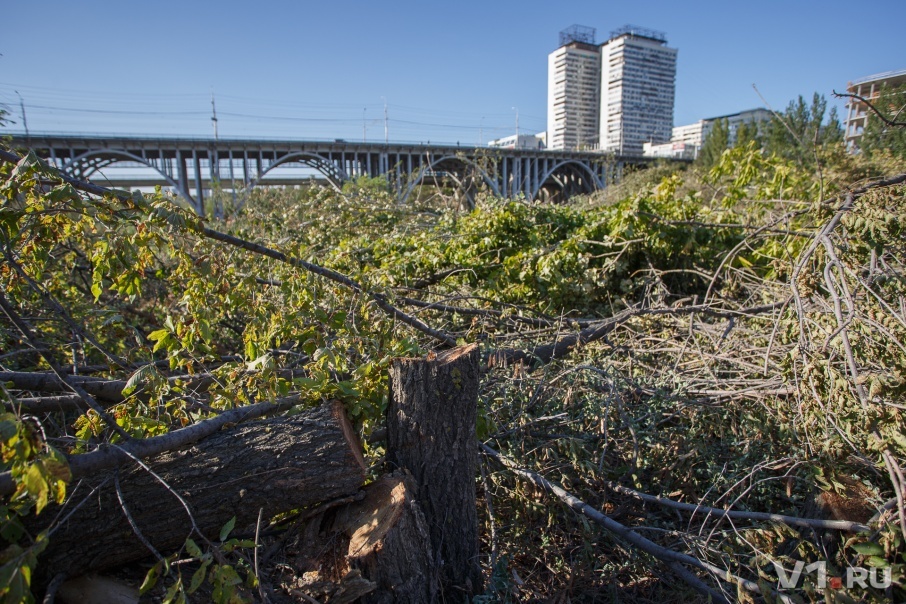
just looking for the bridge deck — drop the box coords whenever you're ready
[9,133,664,212]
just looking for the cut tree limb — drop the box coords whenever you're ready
[487,301,787,368]
[27,401,366,587]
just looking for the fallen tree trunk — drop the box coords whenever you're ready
[28,401,366,588]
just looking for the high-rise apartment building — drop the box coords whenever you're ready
[599,26,677,155]
[547,25,601,151]
[546,25,677,155]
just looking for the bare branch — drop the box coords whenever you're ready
[833,89,906,127]
[481,443,799,604]
[602,480,870,532]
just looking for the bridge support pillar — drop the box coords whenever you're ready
[192,149,204,213]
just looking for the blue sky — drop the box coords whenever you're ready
[1,0,904,144]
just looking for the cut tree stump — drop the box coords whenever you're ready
[338,473,438,603]
[285,472,437,604]
[28,400,366,588]
[386,343,482,598]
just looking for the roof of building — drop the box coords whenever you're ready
[607,25,667,44]
[704,107,771,122]
[849,69,906,87]
[559,24,596,47]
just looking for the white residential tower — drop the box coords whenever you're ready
[547,25,601,151]
[598,26,677,156]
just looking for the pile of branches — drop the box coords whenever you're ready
[1,144,905,602]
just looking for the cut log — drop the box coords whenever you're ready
[28,401,366,588]
[386,344,482,597]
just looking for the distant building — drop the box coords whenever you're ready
[642,141,696,160]
[662,108,771,159]
[671,121,705,148]
[487,133,545,149]
[700,108,772,146]
[844,69,906,152]
[547,25,601,151]
[599,26,678,156]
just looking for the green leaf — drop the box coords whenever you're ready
[188,559,210,593]
[866,555,889,568]
[219,516,236,542]
[162,576,185,604]
[184,538,203,559]
[140,560,163,594]
[122,364,158,396]
[851,541,885,556]
[24,464,49,514]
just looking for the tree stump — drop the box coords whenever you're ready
[28,401,366,587]
[336,473,438,603]
[386,343,482,598]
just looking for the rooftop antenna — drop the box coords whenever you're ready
[211,91,219,140]
[559,24,596,46]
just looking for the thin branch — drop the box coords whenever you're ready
[40,573,67,604]
[481,443,797,604]
[114,469,164,562]
[833,89,906,127]
[602,480,870,532]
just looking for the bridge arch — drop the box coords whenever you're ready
[254,151,347,193]
[400,155,500,206]
[61,149,185,199]
[531,159,606,201]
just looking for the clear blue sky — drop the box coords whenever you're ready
[1,0,904,145]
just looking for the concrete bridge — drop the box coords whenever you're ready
[9,134,660,213]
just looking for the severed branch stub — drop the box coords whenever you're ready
[386,343,482,599]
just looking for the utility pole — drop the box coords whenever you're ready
[211,92,219,140]
[15,91,29,145]
[479,116,484,146]
[363,107,367,143]
[512,107,519,147]
[382,97,388,144]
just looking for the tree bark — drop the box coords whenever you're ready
[28,401,366,587]
[386,343,482,598]
[337,474,438,603]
